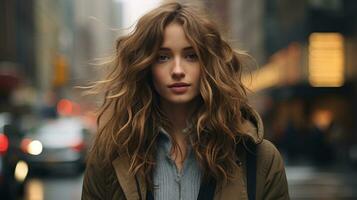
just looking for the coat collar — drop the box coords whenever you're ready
[112,154,146,200]
[240,105,264,144]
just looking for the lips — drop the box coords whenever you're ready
[168,82,190,88]
[168,82,191,94]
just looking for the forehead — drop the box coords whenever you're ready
[161,22,191,48]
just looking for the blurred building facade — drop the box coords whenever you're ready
[177,0,357,165]
[0,0,36,80]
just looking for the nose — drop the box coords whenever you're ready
[171,56,185,79]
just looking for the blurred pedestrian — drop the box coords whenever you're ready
[82,2,289,200]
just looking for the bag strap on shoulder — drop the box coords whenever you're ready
[246,141,257,200]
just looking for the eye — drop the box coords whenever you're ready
[156,54,170,63]
[185,53,198,62]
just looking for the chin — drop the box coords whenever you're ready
[165,95,198,105]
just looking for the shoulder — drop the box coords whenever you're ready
[255,139,285,175]
[255,140,290,196]
[82,150,121,199]
[254,140,290,199]
[83,150,111,187]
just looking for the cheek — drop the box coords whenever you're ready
[151,68,166,90]
[192,67,201,84]
[193,68,202,94]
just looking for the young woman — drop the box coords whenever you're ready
[82,2,289,200]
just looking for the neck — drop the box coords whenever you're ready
[160,99,198,138]
[159,98,199,166]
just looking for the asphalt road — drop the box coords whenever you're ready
[24,173,83,200]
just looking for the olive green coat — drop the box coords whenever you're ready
[82,109,290,200]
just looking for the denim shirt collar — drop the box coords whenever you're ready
[157,124,193,158]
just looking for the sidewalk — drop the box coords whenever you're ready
[286,164,357,199]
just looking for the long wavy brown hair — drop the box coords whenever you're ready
[87,2,253,187]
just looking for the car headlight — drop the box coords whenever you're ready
[22,139,43,155]
[15,160,28,182]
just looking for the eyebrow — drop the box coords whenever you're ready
[158,46,194,51]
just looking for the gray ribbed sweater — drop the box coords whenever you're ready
[152,128,202,200]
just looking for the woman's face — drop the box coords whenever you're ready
[151,22,201,105]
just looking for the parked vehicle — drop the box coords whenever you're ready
[22,117,91,174]
[0,112,27,200]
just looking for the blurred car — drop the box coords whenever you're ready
[0,112,27,200]
[22,117,91,174]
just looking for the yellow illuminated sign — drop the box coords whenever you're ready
[308,33,345,87]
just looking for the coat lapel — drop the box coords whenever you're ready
[215,173,248,200]
[215,145,249,200]
[112,155,147,200]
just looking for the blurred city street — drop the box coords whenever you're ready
[24,174,83,200]
[1,0,357,199]
[287,165,357,199]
